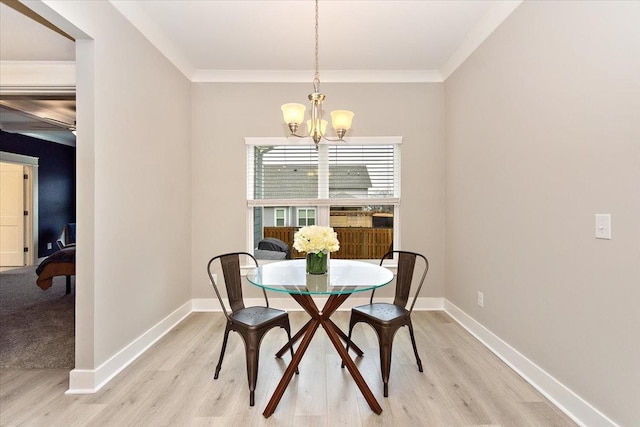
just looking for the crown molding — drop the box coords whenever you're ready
[192,69,443,83]
[440,0,523,80]
[109,0,195,80]
[0,61,75,94]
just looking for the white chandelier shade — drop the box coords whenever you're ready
[280,0,354,146]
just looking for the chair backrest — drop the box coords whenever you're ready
[378,250,429,313]
[207,252,261,319]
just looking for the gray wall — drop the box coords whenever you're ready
[39,1,193,369]
[191,82,445,299]
[445,1,640,425]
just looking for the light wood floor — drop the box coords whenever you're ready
[0,311,577,426]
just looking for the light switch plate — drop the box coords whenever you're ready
[595,214,611,239]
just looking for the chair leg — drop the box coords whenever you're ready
[378,335,394,397]
[407,320,423,372]
[214,326,231,379]
[245,334,260,407]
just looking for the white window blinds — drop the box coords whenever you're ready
[247,138,401,205]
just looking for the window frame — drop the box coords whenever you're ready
[246,136,402,262]
[274,208,286,227]
[297,207,316,226]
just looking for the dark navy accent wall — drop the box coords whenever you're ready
[0,130,76,258]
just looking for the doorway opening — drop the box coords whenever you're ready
[0,153,38,269]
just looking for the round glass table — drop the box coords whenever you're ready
[246,259,394,417]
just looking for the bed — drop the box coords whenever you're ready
[36,245,75,293]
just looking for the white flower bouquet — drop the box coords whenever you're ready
[293,225,340,255]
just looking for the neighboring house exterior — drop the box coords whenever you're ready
[260,164,372,228]
[260,164,371,201]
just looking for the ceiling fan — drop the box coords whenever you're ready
[0,100,77,145]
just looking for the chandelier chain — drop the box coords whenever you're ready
[314,0,320,89]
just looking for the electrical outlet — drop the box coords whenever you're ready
[477,291,484,308]
[47,243,52,250]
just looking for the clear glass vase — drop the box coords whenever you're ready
[306,252,328,275]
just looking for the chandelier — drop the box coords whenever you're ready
[281,0,354,146]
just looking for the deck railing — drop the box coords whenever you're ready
[263,226,393,260]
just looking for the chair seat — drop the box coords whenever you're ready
[353,302,409,323]
[230,306,288,328]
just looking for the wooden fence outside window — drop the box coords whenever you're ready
[263,226,393,260]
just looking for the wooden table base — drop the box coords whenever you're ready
[275,317,364,358]
[263,293,383,418]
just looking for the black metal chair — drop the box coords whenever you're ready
[342,250,429,397]
[207,252,295,406]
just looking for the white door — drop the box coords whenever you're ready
[0,162,25,267]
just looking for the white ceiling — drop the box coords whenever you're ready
[0,0,522,145]
[111,0,522,82]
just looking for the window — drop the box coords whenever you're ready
[247,137,401,259]
[274,208,286,226]
[297,208,316,226]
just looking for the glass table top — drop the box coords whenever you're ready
[246,259,394,295]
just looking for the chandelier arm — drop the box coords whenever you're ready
[288,133,307,139]
[320,135,347,143]
[281,0,353,148]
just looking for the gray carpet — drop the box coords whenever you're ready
[0,265,75,369]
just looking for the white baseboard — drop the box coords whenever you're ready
[65,295,616,427]
[443,299,618,427]
[66,300,192,394]
[67,296,440,392]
